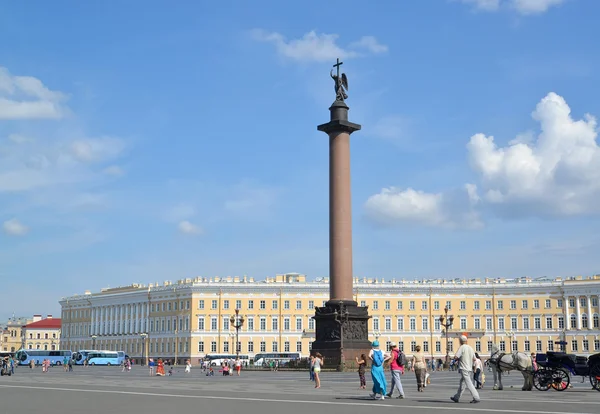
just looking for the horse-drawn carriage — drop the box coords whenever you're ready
[534,351,600,391]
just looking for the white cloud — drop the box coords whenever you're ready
[2,218,29,236]
[8,133,33,144]
[365,186,482,229]
[457,0,564,14]
[70,137,125,163]
[251,29,387,62]
[458,0,501,11]
[366,92,600,228]
[165,203,197,223]
[102,165,125,176]
[0,66,67,119]
[178,220,202,235]
[348,36,389,54]
[510,0,565,14]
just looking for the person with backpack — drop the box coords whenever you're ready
[386,342,406,399]
[369,341,391,400]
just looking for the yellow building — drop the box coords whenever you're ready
[22,315,62,351]
[1,317,31,353]
[59,273,600,363]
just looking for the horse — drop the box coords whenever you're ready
[489,344,534,391]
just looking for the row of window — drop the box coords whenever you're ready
[198,299,310,311]
[27,333,58,339]
[65,297,600,320]
[197,340,304,354]
[65,312,600,338]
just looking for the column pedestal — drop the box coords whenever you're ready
[311,300,371,371]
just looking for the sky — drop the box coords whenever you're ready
[1,0,599,316]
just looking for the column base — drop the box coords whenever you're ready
[311,302,371,372]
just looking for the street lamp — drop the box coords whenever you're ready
[91,335,97,349]
[505,330,515,352]
[439,306,454,369]
[333,301,349,372]
[374,330,381,343]
[140,333,148,366]
[229,309,245,359]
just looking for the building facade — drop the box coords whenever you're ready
[22,315,62,351]
[1,317,31,353]
[59,273,600,363]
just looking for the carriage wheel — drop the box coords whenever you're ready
[533,369,552,391]
[590,365,600,392]
[551,368,570,391]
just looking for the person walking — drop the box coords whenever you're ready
[148,358,155,376]
[411,345,427,392]
[473,353,483,389]
[450,335,480,404]
[309,355,315,382]
[356,354,367,389]
[369,341,390,400]
[386,342,405,399]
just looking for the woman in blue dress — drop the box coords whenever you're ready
[369,341,391,400]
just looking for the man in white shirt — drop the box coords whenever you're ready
[450,335,481,404]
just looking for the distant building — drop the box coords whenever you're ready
[2,316,32,353]
[59,273,600,363]
[22,315,62,351]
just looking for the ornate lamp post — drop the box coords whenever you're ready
[505,330,515,352]
[333,300,349,371]
[91,334,97,349]
[374,330,381,343]
[439,306,454,369]
[140,333,148,366]
[229,309,245,359]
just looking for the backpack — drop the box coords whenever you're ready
[372,350,384,367]
[396,350,406,367]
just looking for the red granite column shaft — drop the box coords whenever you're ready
[329,130,354,302]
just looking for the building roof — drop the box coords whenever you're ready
[25,318,61,329]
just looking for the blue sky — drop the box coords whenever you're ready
[1,0,599,316]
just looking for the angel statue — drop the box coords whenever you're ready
[330,68,348,101]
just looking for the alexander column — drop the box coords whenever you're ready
[312,59,370,371]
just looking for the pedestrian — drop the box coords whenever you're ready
[309,355,315,381]
[369,341,390,400]
[450,335,480,404]
[386,342,405,399]
[313,353,323,389]
[473,353,483,389]
[411,345,427,392]
[149,358,155,376]
[355,354,367,389]
[234,358,241,376]
[185,359,192,373]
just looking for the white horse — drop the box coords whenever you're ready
[489,345,534,391]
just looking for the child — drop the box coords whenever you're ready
[206,367,214,376]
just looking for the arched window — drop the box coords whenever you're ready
[570,314,577,329]
[29,333,33,339]
[594,314,599,329]
[51,345,56,350]
[45,333,48,339]
[36,333,40,339]
[582,314,589,328]
[44,344,48,350]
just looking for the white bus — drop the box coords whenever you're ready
[253,352,301,367]
[205,354,249,366]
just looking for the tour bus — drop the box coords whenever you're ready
[253,352,301,367]
[85,351,120,366]
[205,354,250,366]
[73,350,126,365]
[15,349,73,366]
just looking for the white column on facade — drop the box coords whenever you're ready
[98,307,103,336]
[108,306,113,335]
[96,307,100,335]
[136,303,141,333]
[90,308,95,335]
[128,304,132,334]
[576,296,582,330]
[587,296,593,330]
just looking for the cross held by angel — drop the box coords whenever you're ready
[330,58,348,101]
